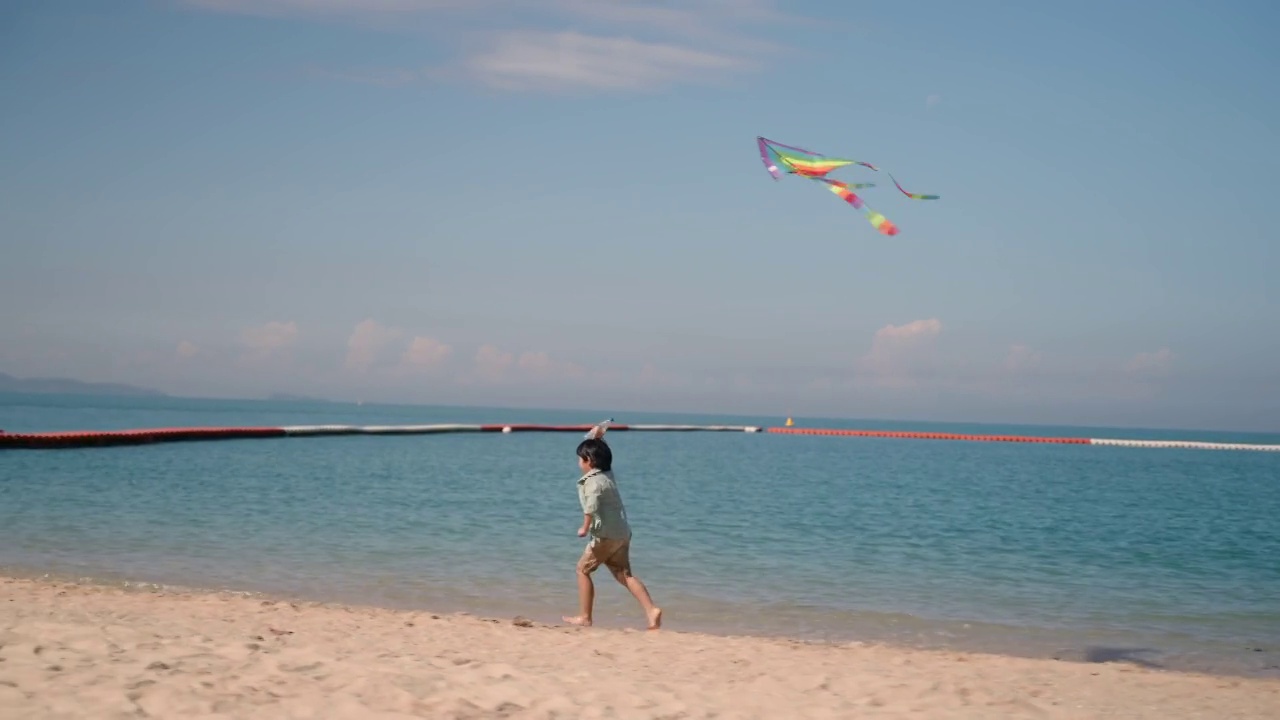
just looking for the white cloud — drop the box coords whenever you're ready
[806,376,835,392]
[473,343,515,381]
[182,0,791,92]
[400,335,453,371]
[307,67,420,87]
[176,340,200,359]
[862,318,942,362]
[462,31,745,92]
[636,361,690,390]
[240,321,298,354]
[1125,347,1173,375]
[185,0,791,33]
[341,319,456,377]
[1004,343,1043,372]
[521,350,587,380]
[183,0,480,19]
[461,344,590,385]
[516,350,553,373]
[236,320,299,369]
[344,319,405,373]
[856,318,943,388]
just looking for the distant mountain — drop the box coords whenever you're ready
[266,392,333,403]
[0,372,167,397]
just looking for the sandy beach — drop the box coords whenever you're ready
[0,577,1275,719]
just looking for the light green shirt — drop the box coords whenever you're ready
[577,468,631,540]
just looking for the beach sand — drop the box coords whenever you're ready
[1,577,1276,719]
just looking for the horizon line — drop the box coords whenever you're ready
[2,388,1277,438]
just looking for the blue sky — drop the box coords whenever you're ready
[2,0,1277,430]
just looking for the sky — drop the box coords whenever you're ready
[1,0,1278,431]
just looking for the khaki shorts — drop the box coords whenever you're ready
[577,536,632,577]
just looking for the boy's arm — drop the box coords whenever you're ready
[577,479,600,536]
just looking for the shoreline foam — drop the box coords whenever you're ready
[3,575,1278,719]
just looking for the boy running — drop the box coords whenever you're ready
[562,435,662,631]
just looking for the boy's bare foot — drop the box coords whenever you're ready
[562,615,592,627]
[647,607,662,630]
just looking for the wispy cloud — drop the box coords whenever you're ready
[856,318,943,388]
[467,343,514,383]
[183,0,483,20]
[237,320,299,368]
[182,0,793,92]
[241,321,298,352]
[1004,343,1043,372]
[344,318,404,374]
[340,319,456,377]
[637,361,693,391]
[400,335,453,371]
[459,30,746,92]
[108,322,1210,425]
[306,67,420,87]
[1125,347,1174,375]
[926,93,942,110]
[462,343,588,384]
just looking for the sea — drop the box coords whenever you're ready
[2,392,1278,678]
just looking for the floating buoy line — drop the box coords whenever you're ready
[0,422,1276,452]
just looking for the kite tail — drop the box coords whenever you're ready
[888,173,940,200]
[820,178,864,209]
[821,179,877,190]
[864,210,899,236]
[819,178,899,236]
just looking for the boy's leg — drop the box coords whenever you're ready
[566,567,595,627]
[563,539,622,627]
[606,542,662,630]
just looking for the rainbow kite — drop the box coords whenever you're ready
[756,137,877,180]
[757,136,938,236]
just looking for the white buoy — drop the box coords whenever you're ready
[502,426,513,434]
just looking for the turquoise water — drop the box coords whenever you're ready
[2,393,1278,677]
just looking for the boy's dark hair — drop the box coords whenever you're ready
[576,438,613,471]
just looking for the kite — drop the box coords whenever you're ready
[756,136,938,236]
[757,137,877,179]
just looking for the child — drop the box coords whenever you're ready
[562,435,663,631]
